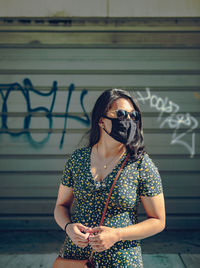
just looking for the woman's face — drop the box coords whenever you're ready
[100,98,135,134]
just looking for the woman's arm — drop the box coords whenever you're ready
[54,183,74,231]
[116,192,166,241]
[88,193,165,252]
[54,184,91,248]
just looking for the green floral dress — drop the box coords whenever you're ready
[60,146,163,268]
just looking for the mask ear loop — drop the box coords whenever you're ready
[101,116,112,137]
[102,126,110,136]
[103,115,113,120]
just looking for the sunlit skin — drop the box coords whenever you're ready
[90,98,135,182]
[54,97,166,252]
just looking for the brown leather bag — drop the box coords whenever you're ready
[53,154,130,268]
[52,257,93,268]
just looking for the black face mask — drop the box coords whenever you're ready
[103,116,137,145]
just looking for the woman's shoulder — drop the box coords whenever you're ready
[137,151,160,174]
[133,151,148,162]
[141,152,151,161]
[64,147,90,167]
[135,151,155,167]
[70,146,91,159]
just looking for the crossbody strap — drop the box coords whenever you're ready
[99,153,130,226]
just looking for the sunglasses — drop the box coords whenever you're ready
[108,109,140,121]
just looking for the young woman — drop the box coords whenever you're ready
[54,88,166,267]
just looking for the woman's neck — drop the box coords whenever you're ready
[96,139,126,159]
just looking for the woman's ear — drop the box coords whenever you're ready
[98,118,104,128]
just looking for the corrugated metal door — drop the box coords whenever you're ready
[0,18,199,230]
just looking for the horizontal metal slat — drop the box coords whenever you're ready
[0,31,199,48]
[0,198,199,215]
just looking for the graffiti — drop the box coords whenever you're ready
[1,81,198,155]
[136,87,198,157]
[0,78,90,148]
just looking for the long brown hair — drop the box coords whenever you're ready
[87,88,146,160]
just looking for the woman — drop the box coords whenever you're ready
[54,88,166,267]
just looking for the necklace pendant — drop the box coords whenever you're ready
[96,181,101,188]
[104,164,107,169]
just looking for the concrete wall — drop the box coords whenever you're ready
[0,0,200,17]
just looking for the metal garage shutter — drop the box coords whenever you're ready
[0,18,199,230]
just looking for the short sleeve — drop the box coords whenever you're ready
[60,153,75,188]
[138,153,163,197]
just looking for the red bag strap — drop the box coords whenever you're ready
[99,153,130,226]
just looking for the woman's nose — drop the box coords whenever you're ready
[127,113,131,119]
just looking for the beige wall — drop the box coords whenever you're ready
[0,0,200,17]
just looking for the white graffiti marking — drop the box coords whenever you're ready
[136,87,198,157]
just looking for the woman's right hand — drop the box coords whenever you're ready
[66,223,91,248]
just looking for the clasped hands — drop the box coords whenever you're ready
[66,223,119,252]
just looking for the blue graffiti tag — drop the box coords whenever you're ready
[0,78,90,148]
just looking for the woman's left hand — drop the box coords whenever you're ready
[88,226,119,252]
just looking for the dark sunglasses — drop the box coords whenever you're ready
[113,109,140,121]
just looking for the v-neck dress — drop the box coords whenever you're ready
[59,146,163,268]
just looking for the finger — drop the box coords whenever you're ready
[89,241,101,247]
[73,239,89,245]
[89,227,102,234]
[77,224,92,233]
[77,228,91,237]
[75,234,89,242]
[88,234,101,242]
[92,246,105,252]
[74,228,90,240]
[76,236,90,242]
[77,242,89,248]
[72,232,88,242]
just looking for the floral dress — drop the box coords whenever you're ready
[59,146,163,268]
